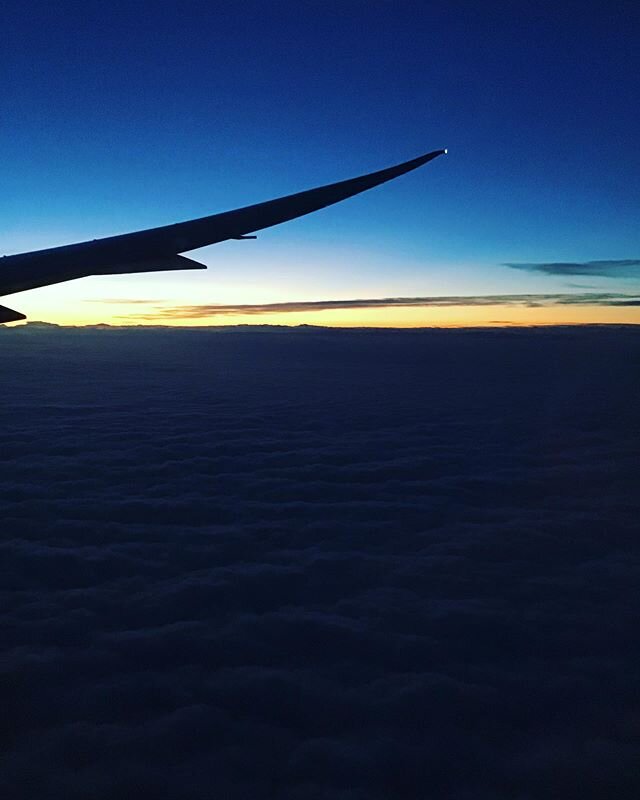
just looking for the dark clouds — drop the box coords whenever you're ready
[504,259,640,278]
[104,292,640,320]
[1,325,640,798]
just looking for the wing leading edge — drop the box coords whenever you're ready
[0,148,446,319]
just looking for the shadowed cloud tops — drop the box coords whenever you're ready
[1,325,639,799]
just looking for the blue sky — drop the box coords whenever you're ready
[2,1,639,324]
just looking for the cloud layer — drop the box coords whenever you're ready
[1,325,639,799]
[107,292,640,320]
[504,259,640,277]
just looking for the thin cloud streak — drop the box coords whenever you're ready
[112,293,640,320]
[504,259,640,277]
[88,298,166,304]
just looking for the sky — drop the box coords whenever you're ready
[2,1,640,326]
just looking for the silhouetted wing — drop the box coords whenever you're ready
[0,149,445,304]
[121,148,447,255]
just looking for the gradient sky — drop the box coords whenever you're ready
[2,0,639,326]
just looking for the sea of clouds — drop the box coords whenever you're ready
[1,324,639,799]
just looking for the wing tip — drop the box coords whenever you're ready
[422,147,447,160]
[382,147,447,181]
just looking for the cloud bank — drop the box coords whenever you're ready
[504,259,640,277]
[1,326,639,799]
[107,292,640,319]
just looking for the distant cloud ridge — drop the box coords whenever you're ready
[504,259,640,277]
[109,292,640,320]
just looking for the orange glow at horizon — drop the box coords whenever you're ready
[8,301,640,328]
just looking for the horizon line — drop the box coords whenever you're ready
[5,321,640,332]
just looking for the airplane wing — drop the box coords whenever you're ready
[0,148,446,321]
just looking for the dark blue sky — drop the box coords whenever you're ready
[2,1,639,324]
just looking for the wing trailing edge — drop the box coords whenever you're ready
[94,254,207,275]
